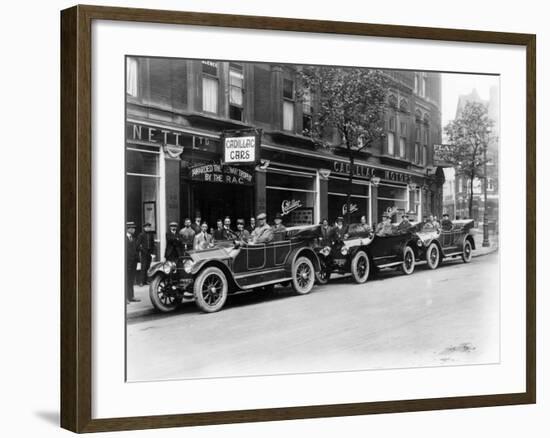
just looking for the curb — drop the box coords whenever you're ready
[472,247,499,258]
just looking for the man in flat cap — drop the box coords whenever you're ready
[330,216,348,243]
[165,221,183,261]
[441,213,453,231]
[126,221,140,303]
[271,212,287,233]
[234,218,250,243]
[376,213,393,236]
[397,212,412,231]
[250,213,273,244]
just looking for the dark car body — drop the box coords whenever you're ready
[315,222,423,283]
[147,225,321,313]
[415,219,476,268]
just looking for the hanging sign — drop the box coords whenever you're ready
[222,129,261,165]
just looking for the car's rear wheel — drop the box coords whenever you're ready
[426,243,440,270]
[462,240,473,263]
[193,267,228,313]
[291,256,315,295]
[401,246,416,275]
[351,250,370,283]
[149,274,178,313]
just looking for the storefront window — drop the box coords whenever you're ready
[409,188,421,220]
[377,183,407,222]
[266,169,316,226]
[328,177,370,224]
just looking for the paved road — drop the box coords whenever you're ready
[126,253,500,382]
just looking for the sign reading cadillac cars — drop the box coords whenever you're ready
[332,161,410,183]
[222,129,261,165]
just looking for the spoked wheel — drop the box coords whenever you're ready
[426,243,440,270]
[462,240,473,263]
[193,267,228,313]
[315,261,331,285]
[291,256,315,295]
[351,250,370,284]
[401,246,416,275]
[149,275,178,313]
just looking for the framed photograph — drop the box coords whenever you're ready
[60,5,536,433]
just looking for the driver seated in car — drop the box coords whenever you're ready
[375,213,393,236]
[271,212,287,233]
[397,212,412,231]
[358,215,372,234]
[250,213,274,244]
[441,213,453,231]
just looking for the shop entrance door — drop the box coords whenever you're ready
[191,182,253,230]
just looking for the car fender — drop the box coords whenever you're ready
[462,234,476,251]
[285,246,321,275]
[147,260,173,278]
[190,259,239,290]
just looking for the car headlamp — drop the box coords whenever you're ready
[341,247,349,255]
[183,259,195,274]
[162,261,176,274]
[321,246,331,256]
[417,239,423,247]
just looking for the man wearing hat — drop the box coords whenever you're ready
[165,221,183,261]
[397,212,412,231]
[234,218,250,243]
[376,213,393,236]
[136,222,155,286]
[319,218,332,246]
[330,216,348,243]
[126,221,140,303]
[250,213,273,244]
[441,213,453,231]
[271,212,287,233]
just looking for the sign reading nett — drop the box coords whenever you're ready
[224,136,256,163]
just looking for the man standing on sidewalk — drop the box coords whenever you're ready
[136,222,155,286]
[126,221,141,303]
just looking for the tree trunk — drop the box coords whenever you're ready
[468,175,475,219]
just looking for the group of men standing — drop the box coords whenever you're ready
[164,212,287,261]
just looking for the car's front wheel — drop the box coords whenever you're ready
[149,274,178,313]
[193,266,228,313]
[462,240,473,263]
[401,246,416,275]
[291,256,315,295]
[315,260,331,285]
[426,243,440,270]
[351,250,370,283]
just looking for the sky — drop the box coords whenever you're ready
[440,72,500,127]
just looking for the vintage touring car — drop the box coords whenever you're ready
[415,219,476,269]
[147,225,321,313]
[315,222,424,284]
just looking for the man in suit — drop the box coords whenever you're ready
[222,216,236,240]
[397,212,412,231]
[136,222,155,286]
[246,217,256,234]
[319,218,332,246]
[330,216,348,243]
[250,213,273,244]
[179,217,196,252]
[213,218,225,241]
[271,212,287,233]
[191,214,202,234]
[234,218,250,243]
[441,213,453,231]
[126,221,140,303]
[358,215,372,234]
[165,221,183,261]
[193,222,214,250]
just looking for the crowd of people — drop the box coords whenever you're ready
[125,210,455,303]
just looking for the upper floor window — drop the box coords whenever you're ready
[414,143,420,164]
[229,63,244,121]
[302,87,313,136]
[202,61,219,114]
[421,75,427,97]
[414,74,419,94]
[423,144,427,165]
[283,78,295,131]
[126,57,138,97]
[387,115,396,155]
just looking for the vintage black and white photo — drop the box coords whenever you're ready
[125,56,500,382]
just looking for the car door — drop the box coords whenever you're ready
[247,243,266,270]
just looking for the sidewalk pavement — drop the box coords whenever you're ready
[126,230,499,319]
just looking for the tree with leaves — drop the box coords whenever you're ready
[298,67,389,223]
[440,101,494,218]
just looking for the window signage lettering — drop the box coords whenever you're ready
[190,163,253,185]
[281,199,303,216]
[332,161,409,183]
